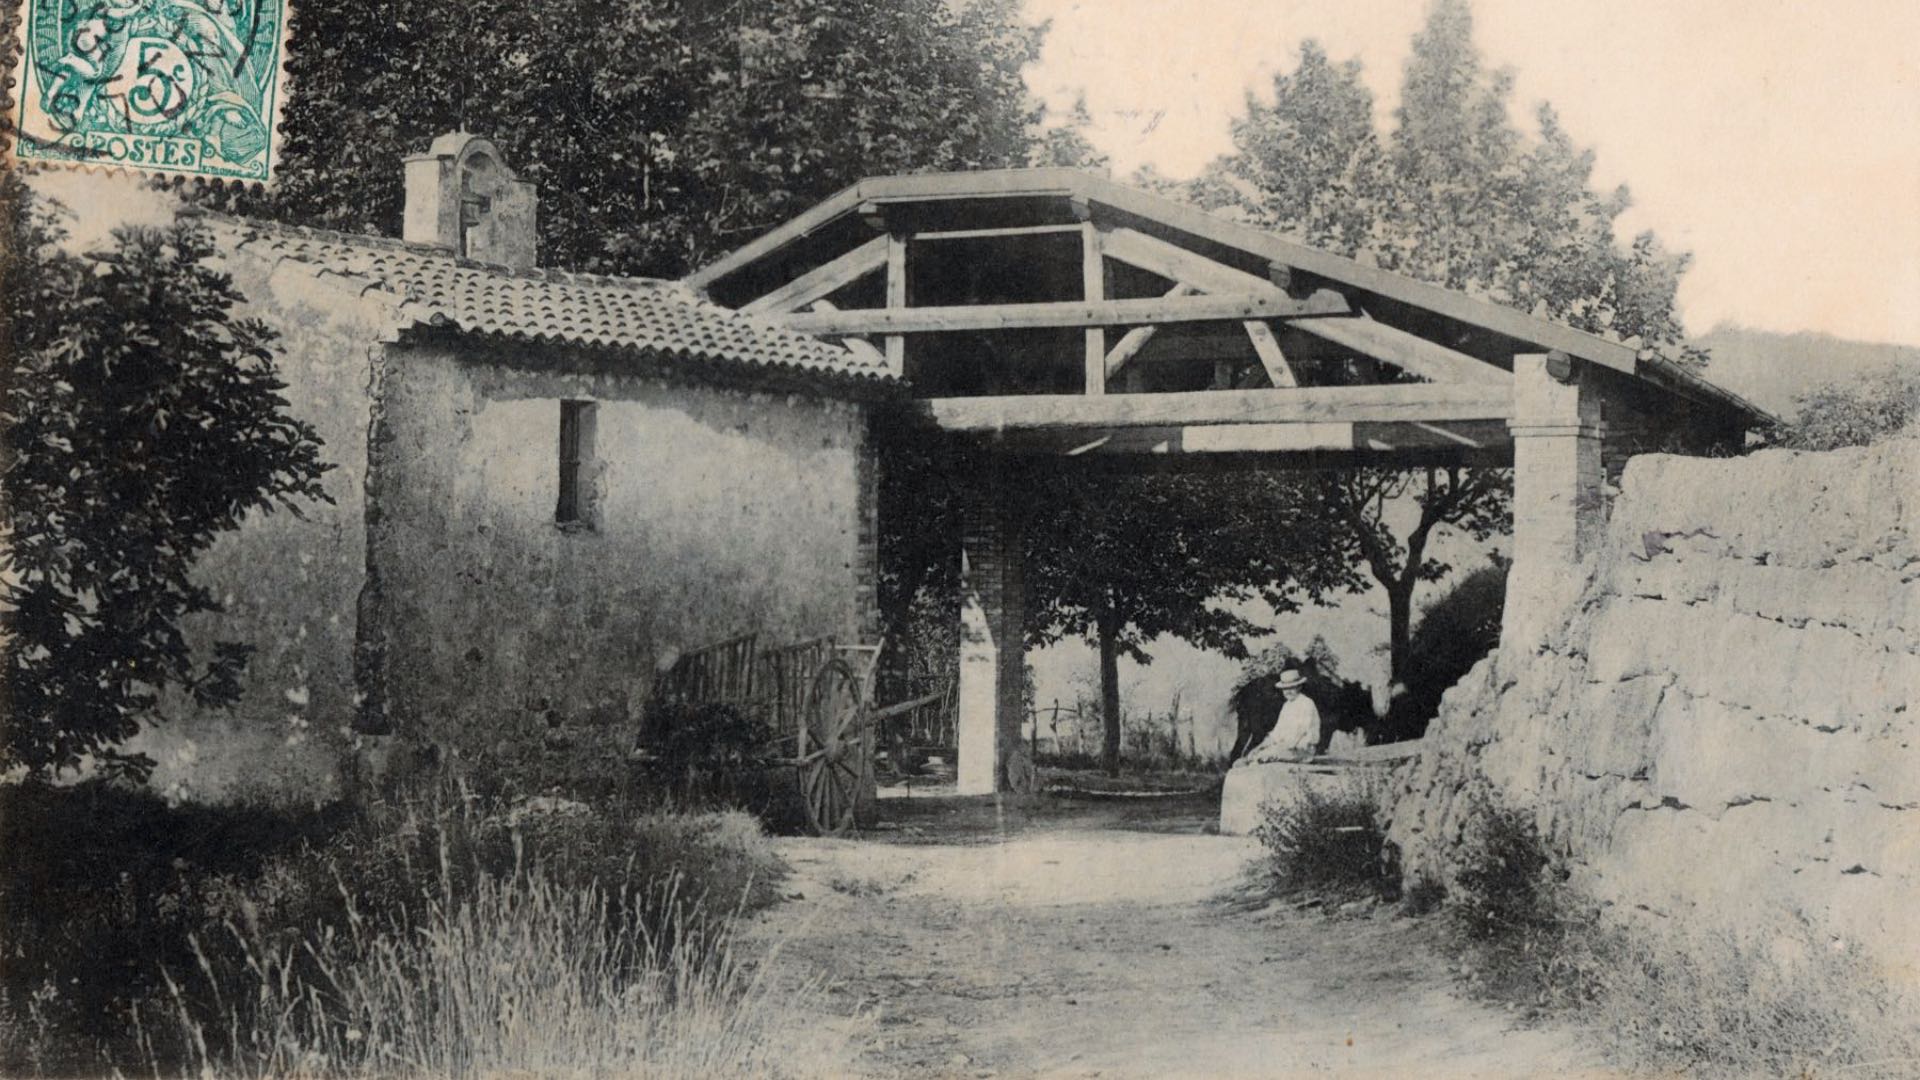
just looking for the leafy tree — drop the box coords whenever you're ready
[1776,368,1920,451]
[1,176,330,780]
[1379,556,1508,743]
[209,0,1056,277]
[1187,0,1704,681]
[1020,469,1358,775]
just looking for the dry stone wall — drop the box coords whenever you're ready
[1388,436,1920,975]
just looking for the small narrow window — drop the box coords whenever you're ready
[556,399,596,527]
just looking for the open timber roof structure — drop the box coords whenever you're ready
[686,167,1772,430]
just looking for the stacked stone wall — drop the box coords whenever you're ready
[1388,436,1920,978]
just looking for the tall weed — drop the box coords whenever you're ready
[1432,796,1920,1077]
[150,867,824,1079]
[1254,776,1399,904]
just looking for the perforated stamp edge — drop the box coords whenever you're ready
[3,0,294,189]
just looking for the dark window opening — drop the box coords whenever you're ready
[556,399,596,526]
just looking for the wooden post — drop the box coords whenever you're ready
[885,233,907,375]
[1083,223,1106,395]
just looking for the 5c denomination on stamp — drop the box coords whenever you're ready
[8,0,289,182]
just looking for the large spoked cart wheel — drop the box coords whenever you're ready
[799,658,867,836]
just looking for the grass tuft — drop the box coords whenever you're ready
[1430,794,1920,1078]
[1254,777,1400,905]
[2,774,829,1077]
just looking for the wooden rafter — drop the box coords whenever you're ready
[769,290,1347,336]
[1103,227,1507,386]
[1242,320,1298,388]
[740,235,888,314]
[1104,283,1197,381]
[1290,311,1511,387]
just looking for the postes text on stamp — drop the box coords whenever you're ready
[9,0,289,182]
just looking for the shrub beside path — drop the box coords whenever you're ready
[741,793,1605,1079]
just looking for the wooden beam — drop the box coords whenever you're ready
[806,300,888,370]
[688,169,1679,391]
[1104,283,1198,380]
[1290,313,1510,387]
[740,235,889,314]
[1243,321,1298,388]
[1083,223,1106,395]
[683,180,868,290]
[1104,227,1509,386]
[921,383,1514,434]
[912,223,1086,242]
[884,233,907,372]
[772,289,1346,336]
[953,418,1512,457]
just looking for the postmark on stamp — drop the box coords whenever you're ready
[8,0,290,182]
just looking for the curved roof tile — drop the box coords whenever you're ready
[193,211,891,388]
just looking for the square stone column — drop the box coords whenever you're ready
[1506,353,1607,646]
[956,466,1026,796]
[1510,353,1607,567]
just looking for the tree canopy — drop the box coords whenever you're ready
[1,175,330,779]
[1173,0,1708,684]
[209,0,1065,278]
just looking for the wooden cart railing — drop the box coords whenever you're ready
[649,632,911,835]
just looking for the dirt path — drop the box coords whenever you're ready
[741,792,1607,1079]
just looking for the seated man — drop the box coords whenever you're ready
[1240,668,1320,764]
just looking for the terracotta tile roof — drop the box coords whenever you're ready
[190,211,889,386]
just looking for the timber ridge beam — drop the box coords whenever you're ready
[769,290,1349,335]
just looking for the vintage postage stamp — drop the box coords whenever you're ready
[8,0,290,182]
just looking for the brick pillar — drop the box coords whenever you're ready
[852,414,881,822]
[1506,353,1606,645]
[851,414,881,644]
[957,465,1025,796]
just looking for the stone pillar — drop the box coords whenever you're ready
[1510,353,1607,567]
[1506,353,1607,646]
[956,464,1025,796]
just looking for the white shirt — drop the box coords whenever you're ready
[1248,693,1320,762]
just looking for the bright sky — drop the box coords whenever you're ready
[1023,0,1920,348]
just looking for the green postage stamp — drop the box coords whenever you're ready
[8,0,290,182]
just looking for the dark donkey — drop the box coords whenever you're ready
[1227,666,1376,763]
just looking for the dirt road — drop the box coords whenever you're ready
[741,791,1605,1079]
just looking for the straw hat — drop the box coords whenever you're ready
[1275,668,1308,690]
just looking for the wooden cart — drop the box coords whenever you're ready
[648,632,952,835]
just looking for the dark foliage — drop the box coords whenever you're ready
[1,176,331,780]
[0,781,351,1074]
[204,0,1056,279]
[637,699,805,831]
[1774,367,1920,451]
[1431,795,1602,1016]
[1375,559,1508,743]
[1450,798,1557,941]
[0,775,784,1075]
[1254,783,1400,904]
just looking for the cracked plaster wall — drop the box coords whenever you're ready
[1388,437,1920,974]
